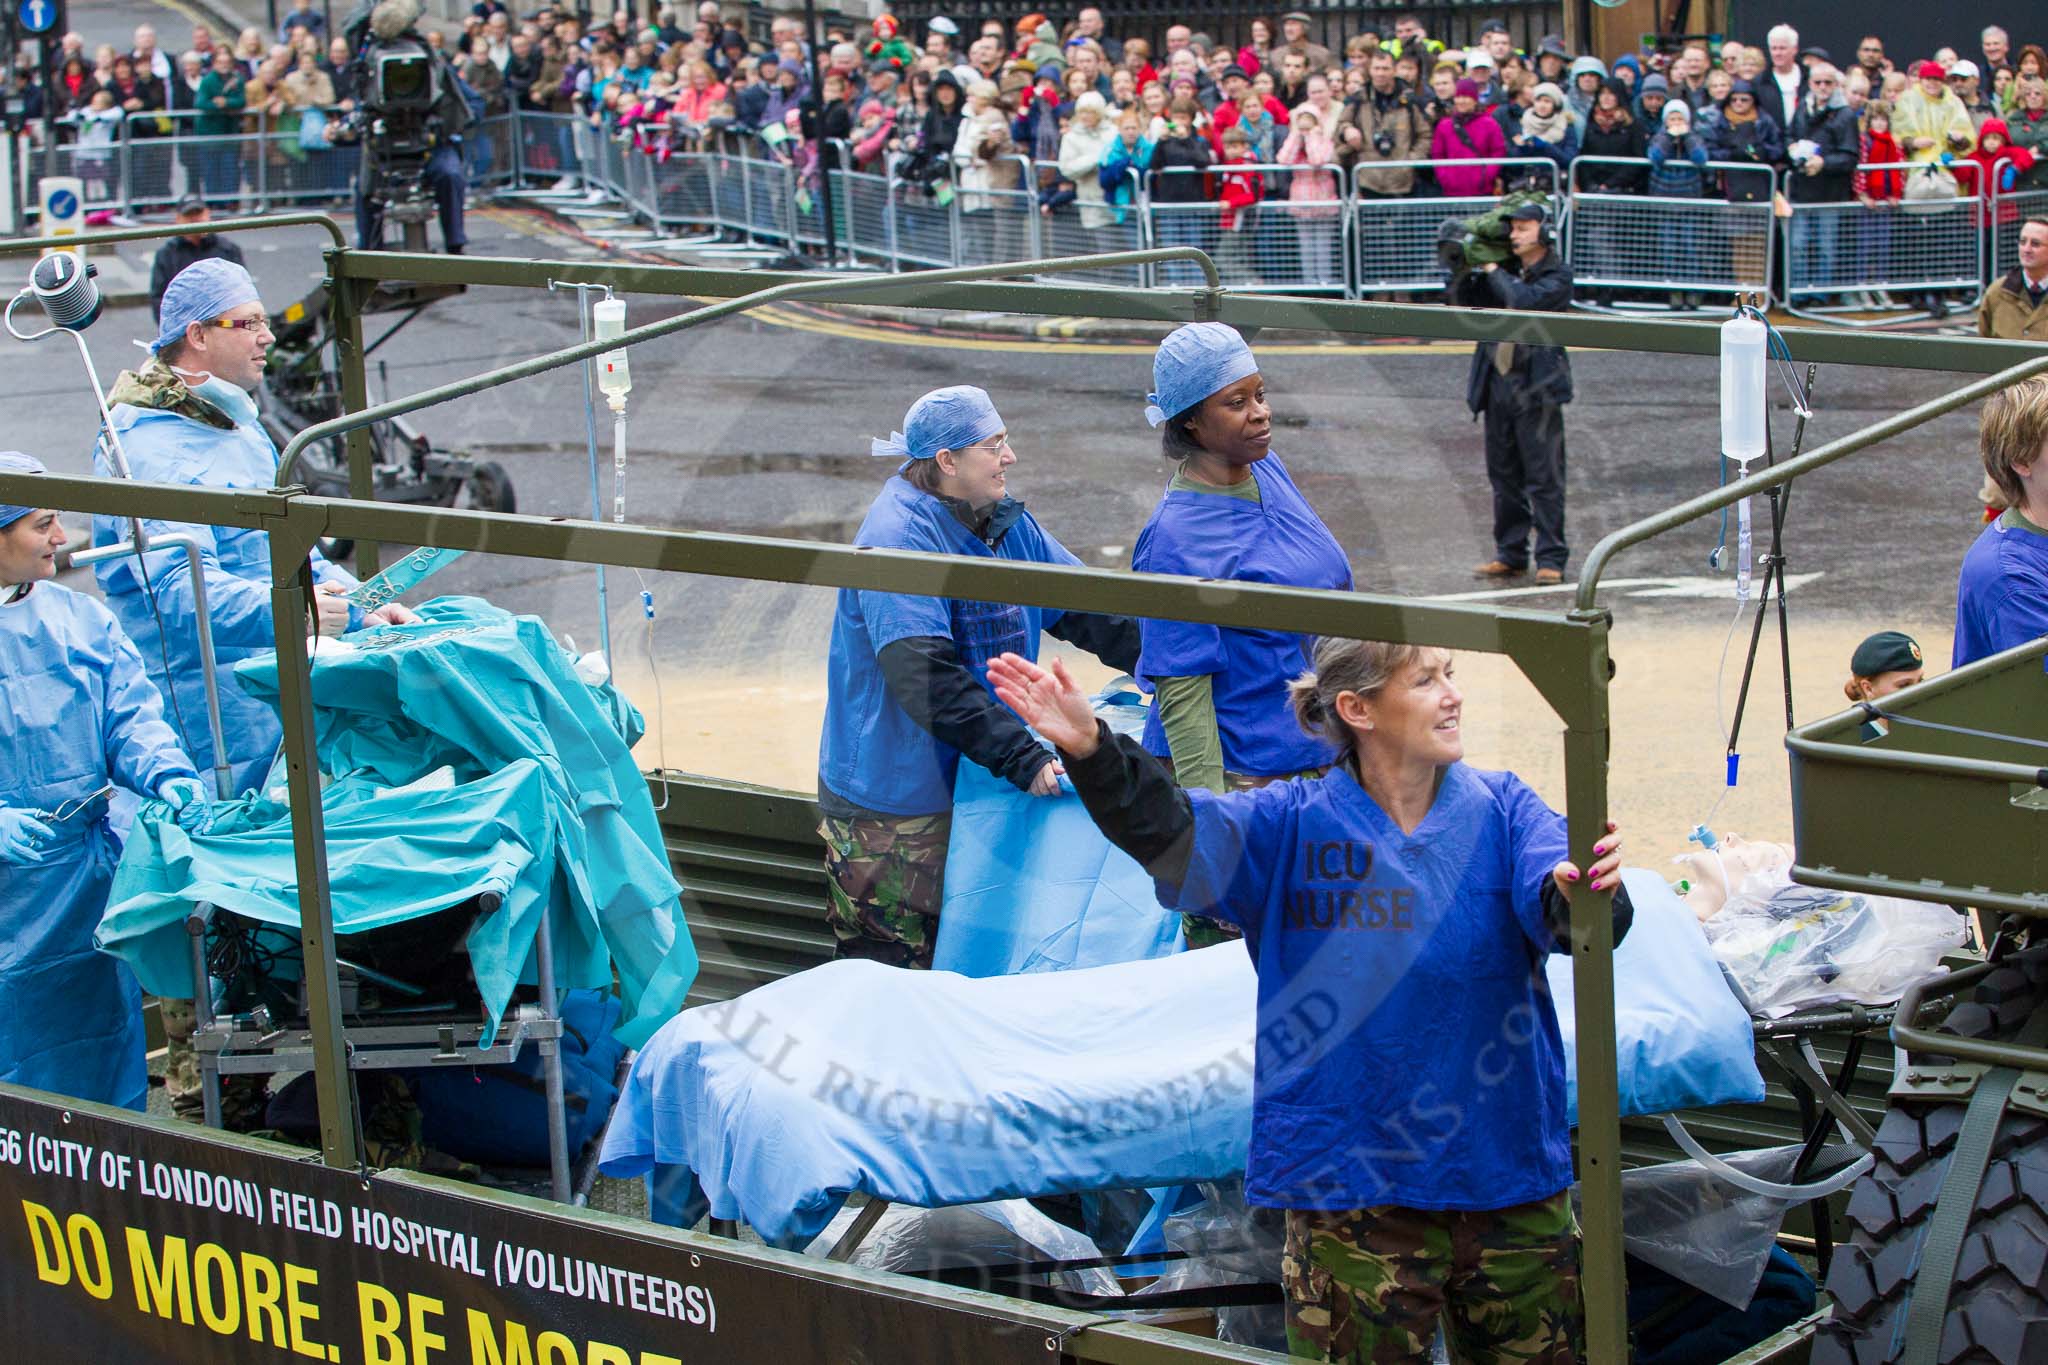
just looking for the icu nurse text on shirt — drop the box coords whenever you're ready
[815,385,1141,970]
[1131,324,1354,948]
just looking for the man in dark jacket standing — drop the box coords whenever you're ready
[147,197,246,322]
[1468,202,1574,584]
[1784,64,1859,295]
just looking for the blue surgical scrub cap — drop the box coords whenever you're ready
[0,451,48,531]
[1145,323,1259,428]
[151,258,262,354]
[870,385,1006,467]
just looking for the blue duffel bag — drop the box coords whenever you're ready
[407,988,628,1166]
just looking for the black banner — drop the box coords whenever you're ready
[0,1086,1057,1364]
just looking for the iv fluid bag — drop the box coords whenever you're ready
[1720,314,1766,464]
[594,297,631,399]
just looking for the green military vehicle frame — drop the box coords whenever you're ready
[2,215,2044,1364]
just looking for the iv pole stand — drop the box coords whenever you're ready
[1725,342,1819,759]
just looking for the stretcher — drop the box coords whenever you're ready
[598,868,1768,1249]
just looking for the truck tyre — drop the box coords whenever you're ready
[1815,946,2048,1365]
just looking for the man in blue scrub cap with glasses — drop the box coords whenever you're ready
[95,258,419,799]
[0,452,209,1110]
[816,385,1143,969]
[97,261,419,1126]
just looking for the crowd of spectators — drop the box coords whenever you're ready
[8,8,2047,306]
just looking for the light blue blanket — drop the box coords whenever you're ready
[601,869,1763,1246]
[99,597,696,1049]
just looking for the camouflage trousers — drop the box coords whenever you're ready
[1282,1191,1584,1364]
[818,811,952,971]
[1183,768,1330,951]
[158,997,270,1130]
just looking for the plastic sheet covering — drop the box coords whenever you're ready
[1132,1180,1286,1351]
[1550,869,1767,1120]
[1702,870,1967,1018]
[605,885,1763,1246]
[100,597,695,1048]
[803,1198,1123,1299]
[934,694,1183,976]
[1617,1145,1815,1308]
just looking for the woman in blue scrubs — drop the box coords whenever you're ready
[0,453,212,1109]
[989,640,1631,1363]
[1134,323,1354,947]
[816,387,1141,969]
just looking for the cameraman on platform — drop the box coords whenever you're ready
[1464,201,1575,585]
[340,0,471,252]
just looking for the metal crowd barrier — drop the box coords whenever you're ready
[1992,163,2048,278]
[510,108,584,188]
[830,146,898,268]
[23,112,2044,324]
[949,151,1039,270]
[1564,156,1775,301]
[1030,159,1146,286]
[1782,162,1982,312]
[1350,157,1562,297]
[1147,161,1352,293]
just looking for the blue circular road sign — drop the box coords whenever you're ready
[18,0,59,35]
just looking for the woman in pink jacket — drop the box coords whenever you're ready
[1279,90,1342,287]
[671,60,728,128]
[1430,78,1507,196]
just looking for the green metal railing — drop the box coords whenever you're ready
[5,223,2043,1363]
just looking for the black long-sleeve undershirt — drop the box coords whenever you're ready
[1059,721,1632,951]
[878,635,1052,792]
[1046,609,1142,676]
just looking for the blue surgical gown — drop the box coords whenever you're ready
[1163,762,1574,1212]
[1133,453,1352,777]
[0,581,197,1109]
[818,476,1085,817]
[94,398,356,794]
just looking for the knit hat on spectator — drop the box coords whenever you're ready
[1850,631,1923,677]
[1222,64,1250,83]
[1663,101,1691,130]
[1454,77,1480,99]
[1640,72,1669,95]
[1530,81,1566,108]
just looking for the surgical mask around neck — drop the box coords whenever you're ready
[173,366,260,427]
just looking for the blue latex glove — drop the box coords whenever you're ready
[158,777,213,833]
[0,807,55,866]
